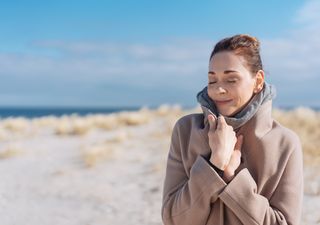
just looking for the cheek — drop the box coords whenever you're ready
[207,86,215,98]
[233,85,254,104]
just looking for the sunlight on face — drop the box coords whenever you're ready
[207,51,257,117]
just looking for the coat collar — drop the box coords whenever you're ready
[201,100,273,138]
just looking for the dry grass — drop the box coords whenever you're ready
[32,116,58,127]
[54,115,92,136]
[0,127,8,141]
[89,114,118,130]
[0,144,23,159]
[53,108,154,135]
[117,108,151,126]
[106,130,129,143]
[156,104,182,116]
[1,105,319,164]
[273,107,320,166]
[81,143,116,168]
[1,117,30,133]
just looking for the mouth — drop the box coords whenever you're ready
[214,99,233,105]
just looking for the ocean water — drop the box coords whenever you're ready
[0,107,140,119]
[0,105,318,119]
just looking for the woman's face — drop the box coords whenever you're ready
[207,51,262,117]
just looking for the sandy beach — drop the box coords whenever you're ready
[0,105,319,225]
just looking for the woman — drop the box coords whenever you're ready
[161,34,303,225]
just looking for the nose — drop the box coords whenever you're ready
[216,86,227,94]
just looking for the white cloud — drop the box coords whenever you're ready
[295,0,320,25]
[1,39,211,82]
[1,1,320,107]
[261,0,320,82]
[0,38,212,107]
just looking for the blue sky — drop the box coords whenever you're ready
[0,0,319,108]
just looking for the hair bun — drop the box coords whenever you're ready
[234,34,260,50]
[210,34,263,74]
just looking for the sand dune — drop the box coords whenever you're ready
[0,105,319,224]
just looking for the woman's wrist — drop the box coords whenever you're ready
[209,155,226,170]
[207,155,224,178]
[223,168,235,183]
[207,158,224,178]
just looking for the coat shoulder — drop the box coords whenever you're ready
[269,119,302,152]
[174,113,205,132]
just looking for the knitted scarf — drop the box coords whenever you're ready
[196,82,276,130]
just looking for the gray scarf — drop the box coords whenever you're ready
[196,82,276,130]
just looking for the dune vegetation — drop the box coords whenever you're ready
[0,105,319,224]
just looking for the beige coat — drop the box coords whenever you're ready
[161,101,303,225]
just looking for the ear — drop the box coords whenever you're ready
[254,70,265,93]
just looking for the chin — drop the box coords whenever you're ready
[218,108,238,117]
[218,111,233,117]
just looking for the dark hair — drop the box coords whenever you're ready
[210,34,263,74]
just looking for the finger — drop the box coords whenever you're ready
[207,114,217,129]
[234,135,243,151]
[217,115,226,129]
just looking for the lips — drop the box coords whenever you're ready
[214,99,233,105]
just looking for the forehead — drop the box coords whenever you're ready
[208,51,248,73]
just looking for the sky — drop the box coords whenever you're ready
[0,0,319,108]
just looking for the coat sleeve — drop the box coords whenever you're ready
[218,137,303,225]
[161,121,227,225]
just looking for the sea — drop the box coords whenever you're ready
[0,105,318,119]
[0,107,141,119]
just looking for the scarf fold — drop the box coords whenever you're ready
[196,82,276,130]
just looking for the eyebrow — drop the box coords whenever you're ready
[208,70,240,75]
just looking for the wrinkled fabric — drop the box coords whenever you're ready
[196,82,276,130]
[162,97,303,225]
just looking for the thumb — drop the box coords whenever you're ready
[217,115,226,130]
[207,114,217,129]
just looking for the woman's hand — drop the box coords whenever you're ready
[208,115,236,170]
[208,115,243,182]
[223,136,243,183]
